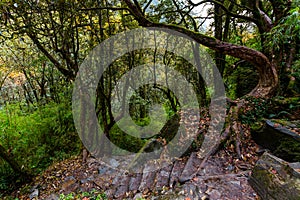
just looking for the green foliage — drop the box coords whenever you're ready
[265,2,300,52]
[239,97,271,125]
[109,115,166,153]
[274,138,300,162]
[291,59,300,78]
[0,100,81,192]
[109,125,146,153]
[225,62,258,99]
[59,190,107,200]
[290,59,300,93]
[0,162,14,191]
[109,96,179,153]
[240,96,300,127]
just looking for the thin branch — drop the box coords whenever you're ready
[26,32,72,79]
[133,0,143,14]
[171,0,188,26]
[188,0,258,24]
[143,0,153,14]
[123,0,268,68]
[78,7,130,12]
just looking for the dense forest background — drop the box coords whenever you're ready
[0,0,299,198]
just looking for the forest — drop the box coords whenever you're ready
[0,0,299,199]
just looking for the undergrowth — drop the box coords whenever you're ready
[0,100,81,195]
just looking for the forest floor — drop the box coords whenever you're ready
[6,105,300,200]
[9,144,261,200]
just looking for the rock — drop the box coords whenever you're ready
[226,164,235,171]
[230,180,241,186]
[169,160,185,188]
[181,183,201,199]
[251,120,300,162]
[178,152,201,183]
[98,166,109,174]
[29,188,39,199]
[113,174,130,199]
[105,189,114,199]
[45,193,59,200]
[151,193,186,200]
[138,162,157,192]
[129,173,142,192]
[133,192,143,200]
[206,188,221,200]
[61,176,79,194]
[109,158,120,168]
[249,152,300,200]
[155,162,173,191]
[288,124,297,128]
[80,176,94,184]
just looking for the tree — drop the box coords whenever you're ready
[0,0,298,174]
[120,0,299,164]
[124,0,300,97]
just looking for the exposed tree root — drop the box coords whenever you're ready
[179,99,248,184]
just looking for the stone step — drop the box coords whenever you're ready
[179,152,202,183]
[169,159,186,187]
[138,162,158,192]
[155,161,173,191]
[113,173,130,199]
[128,172,143,193]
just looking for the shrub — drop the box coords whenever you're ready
[0,100,81,193]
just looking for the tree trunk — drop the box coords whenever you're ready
[0,144,29,176]
[214,0,226,77]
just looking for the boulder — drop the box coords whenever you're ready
[249,152,300,200]
[251,120,300,162]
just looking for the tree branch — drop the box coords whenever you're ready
[123,0,278,97]
[26,32,74,80]
[143,0,153,14]
[188,0,258,24]
[78,7,130,12]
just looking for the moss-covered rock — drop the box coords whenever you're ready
[249,152,300,200]
[251,120,300,162]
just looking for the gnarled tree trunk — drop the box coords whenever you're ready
[122,0,278,98]
[121,0,284,176]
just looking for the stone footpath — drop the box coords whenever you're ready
[32,151,259,200]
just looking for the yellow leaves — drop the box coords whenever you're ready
[241,32,255,44]
[8,71,22,79]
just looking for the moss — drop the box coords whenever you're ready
[273,97,300,105]
[274,139,300,162]
[251,121,264,131]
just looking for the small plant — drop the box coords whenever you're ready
[239,97,271,125]
[59,193,75,200]
[58,190,107,200]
